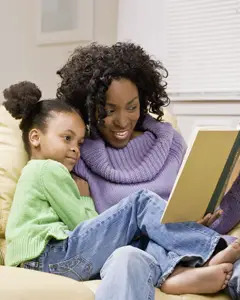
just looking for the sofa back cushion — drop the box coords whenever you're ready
[0,105,28,263]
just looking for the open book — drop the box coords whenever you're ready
[160,127,240,224]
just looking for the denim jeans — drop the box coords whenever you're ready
[23,189,225,300]
[226,259,240,299]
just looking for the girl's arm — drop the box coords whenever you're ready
[40,160,98,230]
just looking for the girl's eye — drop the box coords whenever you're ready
[64,136,71,141]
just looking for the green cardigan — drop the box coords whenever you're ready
[5,159,98,266]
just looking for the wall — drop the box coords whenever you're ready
[117,0,167,62]
[117,0,240,143]
[0,0,118,100]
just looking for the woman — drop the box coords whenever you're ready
[57,42,240,298]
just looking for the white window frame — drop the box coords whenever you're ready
[165,0,240,101]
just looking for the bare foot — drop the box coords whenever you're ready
[209,238,240,266]
[161,263,233,295]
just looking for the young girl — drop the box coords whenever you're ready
[4,81,240,300]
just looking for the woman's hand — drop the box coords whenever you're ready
[197,209,223,227]
[71,173,90,197]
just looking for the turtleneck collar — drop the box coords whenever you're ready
[80,115,177,183]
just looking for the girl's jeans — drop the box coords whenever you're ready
[23,189,228,300]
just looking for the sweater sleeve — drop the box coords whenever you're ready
[40,160,98,230]
[210,173,240,234]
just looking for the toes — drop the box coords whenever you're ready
[223,263,233,273]
[226,272,233,280]
[222,283,227,290]
[226,274,231,280]
[222,268,233,290]
[231,239,240,249]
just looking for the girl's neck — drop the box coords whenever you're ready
[30,149,44,161]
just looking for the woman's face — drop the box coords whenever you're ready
[98,78,140,148]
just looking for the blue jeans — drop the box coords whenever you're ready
[227,259,240,299]
[23,189,226,300]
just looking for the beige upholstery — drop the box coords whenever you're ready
[82,280,229,300]
[0,104,238,299]
[0,105,28,263]
[0,267,230,300]
[0,266,94,300]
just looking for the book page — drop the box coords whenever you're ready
[160,129,240,223]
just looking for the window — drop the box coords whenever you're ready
[166,0,240,100]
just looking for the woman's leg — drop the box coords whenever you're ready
[95,246,161,300]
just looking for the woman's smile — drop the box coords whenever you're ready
[112,130,130,140]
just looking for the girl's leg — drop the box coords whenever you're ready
[95,246,161,300]
[24,189,233,282]
[161,263,233,295]
[144,239,233,294]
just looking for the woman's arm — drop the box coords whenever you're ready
[210,173,240,234]
[71,173,90,197]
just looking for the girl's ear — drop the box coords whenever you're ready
[29,128,41,148]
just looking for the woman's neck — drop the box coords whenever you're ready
[132,130,143,139]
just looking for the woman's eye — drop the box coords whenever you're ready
[128,106,137,111]
[105,109,114,116]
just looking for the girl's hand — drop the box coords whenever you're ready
[197,209,223,227]
[71,174,90,197]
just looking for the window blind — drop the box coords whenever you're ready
[166,0,240,100]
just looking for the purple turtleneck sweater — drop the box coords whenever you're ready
[75,115,186,210]
[74,114,240,234]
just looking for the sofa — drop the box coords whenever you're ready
[0,103,240,300]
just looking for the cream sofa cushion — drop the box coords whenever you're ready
[0,267,230,300]
[0,105,28,263]
[0,266,94,300]
[83,280,230,300]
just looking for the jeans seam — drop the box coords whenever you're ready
[146,270,155,300]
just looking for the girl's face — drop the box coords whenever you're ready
[98,78,140,149]
[30,111,85,171]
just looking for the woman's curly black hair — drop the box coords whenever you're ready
[57,42,170,135]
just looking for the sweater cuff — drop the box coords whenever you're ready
[80,196,98,218]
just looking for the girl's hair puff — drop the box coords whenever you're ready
[3,81,78,155]
[3,81,41,120]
